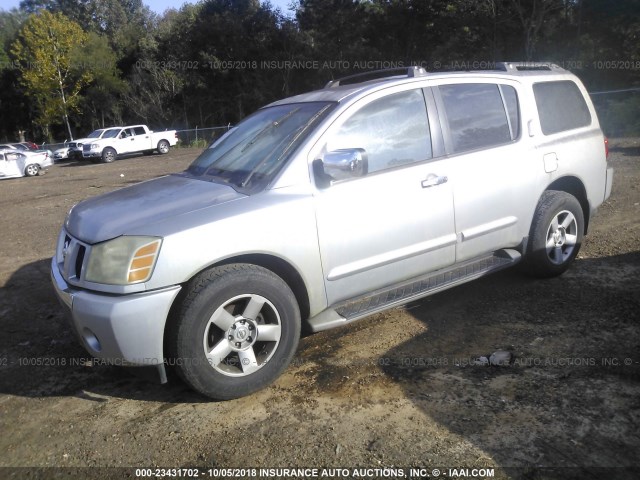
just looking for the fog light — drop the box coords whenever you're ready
[82,328,102,352]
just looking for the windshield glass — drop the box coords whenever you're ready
[187,102,334,193]
[87,129,105,138]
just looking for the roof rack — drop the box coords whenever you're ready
[495,62,567,72]
[325,66,427,88]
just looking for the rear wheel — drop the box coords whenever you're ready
[24,164,39,177]
[522,191,584,278]
[167,264,301,400]
[101,147,116,163]
[157,140,170,154]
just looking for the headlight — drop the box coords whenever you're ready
[85,236,162,285]
[90,143,99,149]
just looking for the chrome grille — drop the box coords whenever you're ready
[58,232,89,284]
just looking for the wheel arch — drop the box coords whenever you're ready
[216,254,311,322]
[545,176,590,233]
[164,253,311,354]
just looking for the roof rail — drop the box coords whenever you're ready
[495,62,567,72]
[325,66,427,88]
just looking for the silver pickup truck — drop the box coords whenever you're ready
[51,63,613,400]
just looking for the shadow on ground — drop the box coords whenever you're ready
[0,259,206,403]
[377,251,640,477]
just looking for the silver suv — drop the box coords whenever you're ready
[51,63,613,399]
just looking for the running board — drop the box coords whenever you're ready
[308,249,521,332]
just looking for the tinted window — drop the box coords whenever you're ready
[439,83,513,153]
[327,89,432,173]
[533,81,591,135]
[133,127,146,135]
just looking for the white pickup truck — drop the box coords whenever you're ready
[82,125,179,163]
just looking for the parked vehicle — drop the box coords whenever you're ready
[53,146,70,161]
[82,125,179,162]
[1,142,54,159]
[67,128,119,160]
[51,63,613,399]
[0,148,52,179]
[0,143,28,151]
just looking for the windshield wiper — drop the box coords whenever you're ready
[240,104,333,189]
[240,108,300,153]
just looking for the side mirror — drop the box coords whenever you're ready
[322,148,368,181]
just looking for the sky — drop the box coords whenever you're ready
[0,0,295,16]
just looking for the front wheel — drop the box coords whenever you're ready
[167,264,301,400]
[522,190,584,278]
[157,140,170,154]
[101,147,116,163]
[24,164,39,177]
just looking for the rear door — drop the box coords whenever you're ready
[131,126,152,152]
[312,87,457,305]
[433,80,536,261]
[2,151,25,178]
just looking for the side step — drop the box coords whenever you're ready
[308,249,521,332]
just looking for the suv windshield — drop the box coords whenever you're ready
[187,102,334,193]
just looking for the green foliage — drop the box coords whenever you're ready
[597,96,640,137]
[1,0,639,140]
[11,10,92,140]
[79,32,127,128]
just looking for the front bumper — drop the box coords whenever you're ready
[50,257,181,368]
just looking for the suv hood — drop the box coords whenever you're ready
[66,174,245,244]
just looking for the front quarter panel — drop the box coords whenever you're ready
[142,185,327,317]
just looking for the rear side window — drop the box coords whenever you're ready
[533,81,591,135]
[438,83,517,153]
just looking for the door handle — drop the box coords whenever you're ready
[421,174,448,188]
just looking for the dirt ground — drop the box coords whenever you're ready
[0,143,638,480]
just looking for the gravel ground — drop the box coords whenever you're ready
[0,142,638,480]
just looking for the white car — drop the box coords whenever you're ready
[0,148,53,179]
[54,146,70,161]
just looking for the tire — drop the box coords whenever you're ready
[157,140,170,154]
[101,147,116,163]
[167,263,301,400]
[24,164,39,177]
[522,190,584,278]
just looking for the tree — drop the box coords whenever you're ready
[509,0,563,60]
[78,32,127,129]
[11,10,92,141]
[0,8,30,141]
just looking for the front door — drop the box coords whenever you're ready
[312,88,456,305]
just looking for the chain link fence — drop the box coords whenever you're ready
[174,125,233,148]
[36,125,234,153]
[591,88,640,138]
